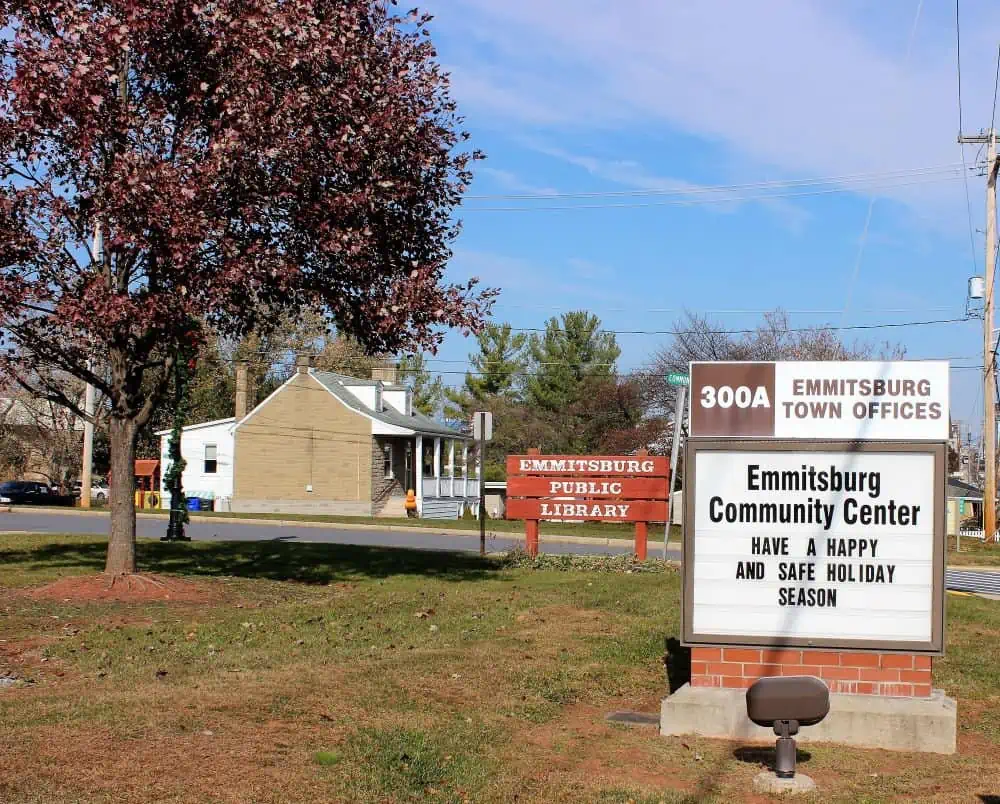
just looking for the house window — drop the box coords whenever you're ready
[204,444,218,474]
[383,443,393,480]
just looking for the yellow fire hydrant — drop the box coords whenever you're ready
[404,489,417,517]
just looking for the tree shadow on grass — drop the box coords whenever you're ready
[663,637,690,693]
[0,538,499,585]
[733,746,812,767]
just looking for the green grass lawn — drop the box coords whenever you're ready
[947,534,1000,567]
[1,533,999,803]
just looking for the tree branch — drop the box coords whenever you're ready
[134,353,176,429]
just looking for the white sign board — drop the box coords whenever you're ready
[683,443,944,653]
[689,360,949,441]
[473,411,493,442]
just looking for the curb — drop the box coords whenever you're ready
[947,565,1000,573]
[2,506,683,551]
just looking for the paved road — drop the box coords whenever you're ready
[8,512,1000,590]
[1,510,683,559]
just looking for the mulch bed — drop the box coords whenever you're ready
[25,573,216,603]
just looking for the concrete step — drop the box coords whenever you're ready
[376,497,409,519]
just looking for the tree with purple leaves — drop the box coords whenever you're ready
[0,1,494,574]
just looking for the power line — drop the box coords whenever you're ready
[489,303,959,314]
[956,0,980,274]
[461,172,966,213]
[992,42,1000,132]
[504,316,969,336]
[466,164,965,201]
[402,353,980,367]
[956,0,967,134]
[840,0,924,329]
[223,315,972,353]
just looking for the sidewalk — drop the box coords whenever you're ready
[947,565,1000,573]
[4,505,684,551]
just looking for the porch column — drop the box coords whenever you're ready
[415,434,423,516]
[462,444,469,498]
[476,441,483,517]
[434,437,442,497]
[448,440,456,497]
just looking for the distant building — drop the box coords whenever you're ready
[0,395,83,487]
[159,357,476,518]
[947,477,983,537]
[156,417,236,507]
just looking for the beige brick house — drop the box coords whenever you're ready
[232,357,476,518]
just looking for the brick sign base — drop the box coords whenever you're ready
[690,647,932,698]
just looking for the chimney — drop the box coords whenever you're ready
[297,354,313,374]
[235,361,249,420]
[371,358,398,385]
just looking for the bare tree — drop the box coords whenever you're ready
[0,372,103,488]
[646,309,908,470]
[649,309,906,412]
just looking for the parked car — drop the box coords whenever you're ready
[70,478,109,503]
[0,480,76,506]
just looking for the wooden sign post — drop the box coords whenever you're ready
[506,449,669,558]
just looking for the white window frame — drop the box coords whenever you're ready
[204,443,218,475]
[382,443,394,480]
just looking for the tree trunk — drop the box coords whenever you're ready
[105,414,138,575]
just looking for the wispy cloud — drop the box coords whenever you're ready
[565,257,607,280]
[449,248,641,308]
[525,142,699,192]
[429,0,1000,227]
[523,140,810,228]
[474,166,559,196]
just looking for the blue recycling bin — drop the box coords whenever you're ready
[186,497,201,512]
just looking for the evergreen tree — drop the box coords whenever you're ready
[445,323,527,421]
[525,312,620,413]
[399,354,444,416]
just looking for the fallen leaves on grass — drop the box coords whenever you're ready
[25,574,216,604]
[497,550,676,574]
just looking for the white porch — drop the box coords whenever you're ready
[415,434,480,519]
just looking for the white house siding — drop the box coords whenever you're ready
[343,384,378,410]
[382,389,408,414]
[158,419,235,508]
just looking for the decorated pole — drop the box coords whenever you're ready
[163,349,193,542]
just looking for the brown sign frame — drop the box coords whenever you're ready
[681,439,946,655]
[506,498,668,522]
[687,360,951,441]
[507,451,669,557]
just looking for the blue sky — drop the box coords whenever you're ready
[419,0,1000,438]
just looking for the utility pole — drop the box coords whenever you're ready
[666,385,687,560]
[80,224,101,508]
[959,128,999,540]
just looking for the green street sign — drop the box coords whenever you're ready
[667,372,689,387]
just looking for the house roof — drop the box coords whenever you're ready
[135,459,160,477]
[155,417,235,436]
[316,371,407,390]
[0,397,84,431]
[311,370,467,439]
[947,477,982,499]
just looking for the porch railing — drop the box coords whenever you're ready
[422,476,475,499]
